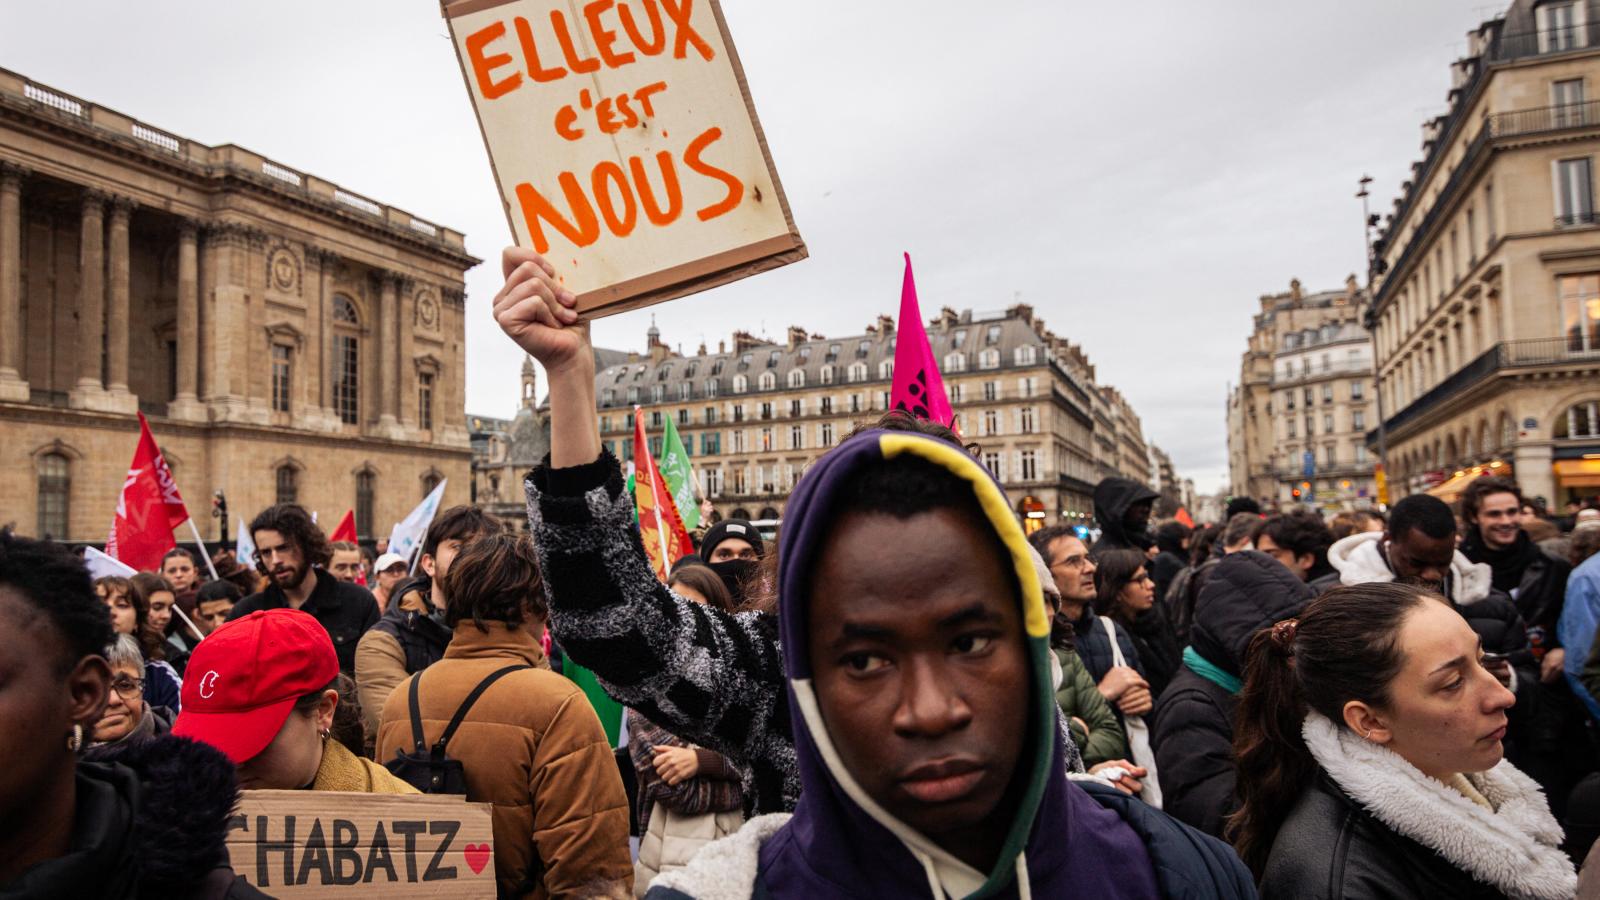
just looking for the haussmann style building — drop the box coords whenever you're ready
[1365,0,1600,505]
[0,68,479,543]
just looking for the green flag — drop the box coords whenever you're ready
[659,416,700,530]
[563,660,625,747]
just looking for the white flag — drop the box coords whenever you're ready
[236,518,257,569]
[83,546,137,580]
[389,479,447,573]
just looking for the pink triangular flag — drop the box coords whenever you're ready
[889,254,955,427]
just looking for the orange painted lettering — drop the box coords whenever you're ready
[617,0,666,56]
[592,162,638,237]
[684,127,741,221]
[584,0,635,68]
[633,81,668,117]
[551,10,601,74]
[631,152,684,225]
[554,106,584,141]
[660,0,714,61]
[513,16,567,82]
[515,175,600,253]
[465,22,522,100]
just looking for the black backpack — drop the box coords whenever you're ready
[384,664,529,794]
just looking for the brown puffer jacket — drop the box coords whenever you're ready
[376,621,632,899]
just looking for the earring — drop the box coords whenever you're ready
[67,724,83,753]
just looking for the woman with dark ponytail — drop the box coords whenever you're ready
[1232,583,1575,899]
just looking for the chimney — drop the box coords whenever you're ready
[1289,278,1303,302]
[697,341,707,356]
[1009,303,1034,326]
[732,330,766,353]
[718,340,726,354]
[787,325,807,349]
[876,314,895,336]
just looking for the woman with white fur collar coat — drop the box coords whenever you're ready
[1230,582,1576,900]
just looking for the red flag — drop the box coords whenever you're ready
[330,509,358,544]
[1175,507,1195,529]
[107,413,187,571]
[632,408,694,582]
[889,254,956,429]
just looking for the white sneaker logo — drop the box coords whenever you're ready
[199,670,220,699]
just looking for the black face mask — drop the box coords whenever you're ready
[708,559,758,604]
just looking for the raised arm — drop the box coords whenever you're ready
[496,250,794,809]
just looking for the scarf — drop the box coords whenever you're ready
[1302,711,1575,900]
[1183,645,1242,695]
[1460,529,1541,595]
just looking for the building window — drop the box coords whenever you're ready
[1014,346,1037,366]
[679,383,692,401]
[705,466,723,496]
[1557,400,1600,438]
[760,428,773,451]
[949,383,962,404]
[1322,384,1333,404]
[983,409,1000,436]
[1351,380,1364,400]
[333,335,359,424]
[1324,444,1338,466]
[1323,413,1334,433]
[848,362,868,382]
[731,430,745,453]
[1353,410,1366,430]
[732,403,744,423]
[270,344,292,413]
[820,397,833,414]
[985,325,1002,345]
[983,381,998,402]
[1303,388,1314,406]
[703,432,722,454]
[1562,273,1600,351]
[759,372,776,391]
[705,406,718,424]
[1539,0,1582,52]
[678,408,690,426]
[1020,407,1035,433]
[1020,450,1038,481]
[856,339,872,359]
[825,343,840,363]
[944,352,967,373]
[1288,419,1297,438]
[651,410,663,427]
[627,387,641,404]
[760,402,773,420]
[1019,377,1036,398]
[821,422,835,447]
[421,471,441,497]
[652,385,666,403]
[1555,79,1587,125]
[733,374,748,393]
[850,394,862,413]
[820,365,834,385]
[418,371,434,431]
[355,470,375,538]
[878,360,893,380]
[1555,158,1594,226]
[790,425,804,450]
[37,453,69,538]
[789,399,802,417]
[787,368,805,388]
[1305,415,1315,436]
[983,451,1003,479]
[275,465,298,504]
[979,349,1000,369]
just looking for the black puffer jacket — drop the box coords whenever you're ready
[2,736,267,899]
[1090,477,1159,556]
[1069,605,1146,685]
[1261,774,1506,899]
[1153,551,1313,838]
[1460,529,1571,645]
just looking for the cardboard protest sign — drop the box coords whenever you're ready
[442,0,806,317]
[227,790,495,896]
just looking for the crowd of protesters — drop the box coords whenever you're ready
[6,245,1600,897]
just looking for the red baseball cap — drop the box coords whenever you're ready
[172,609,339,765]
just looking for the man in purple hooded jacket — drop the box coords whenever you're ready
[496,248,1254,898]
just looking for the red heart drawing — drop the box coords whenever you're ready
[463,843,492,875]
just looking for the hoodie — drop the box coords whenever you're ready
[644,431,1253,900]
[1091,478,1160,557]
[3,736,267,899]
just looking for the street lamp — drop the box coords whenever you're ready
[1358,175,1391,502]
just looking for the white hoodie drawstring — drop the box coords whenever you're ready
[1014,851,1032,900]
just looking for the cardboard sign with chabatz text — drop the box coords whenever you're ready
[442,0,806,317]
[226,790,495,897]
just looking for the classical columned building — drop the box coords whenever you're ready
[0,68,478,542]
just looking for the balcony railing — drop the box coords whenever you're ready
[1490,99,1600,136]
[1271,359,1373,387]
[1491,22,1600,63]
[1376,338,1600,438]
[1556,210,1600,229]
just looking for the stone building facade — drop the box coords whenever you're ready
[1228,278,1378,512]
[1366,0,1600,505]
[583,305,1159,532]
[0,68,478,543]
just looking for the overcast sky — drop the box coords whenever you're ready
[2,0,1494,492]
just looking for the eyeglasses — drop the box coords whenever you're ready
[110,675,144,700]
[1052,553,1091,570]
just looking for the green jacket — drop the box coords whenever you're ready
[1055,644,1128,766]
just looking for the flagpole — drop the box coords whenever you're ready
[185,517,220,582]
